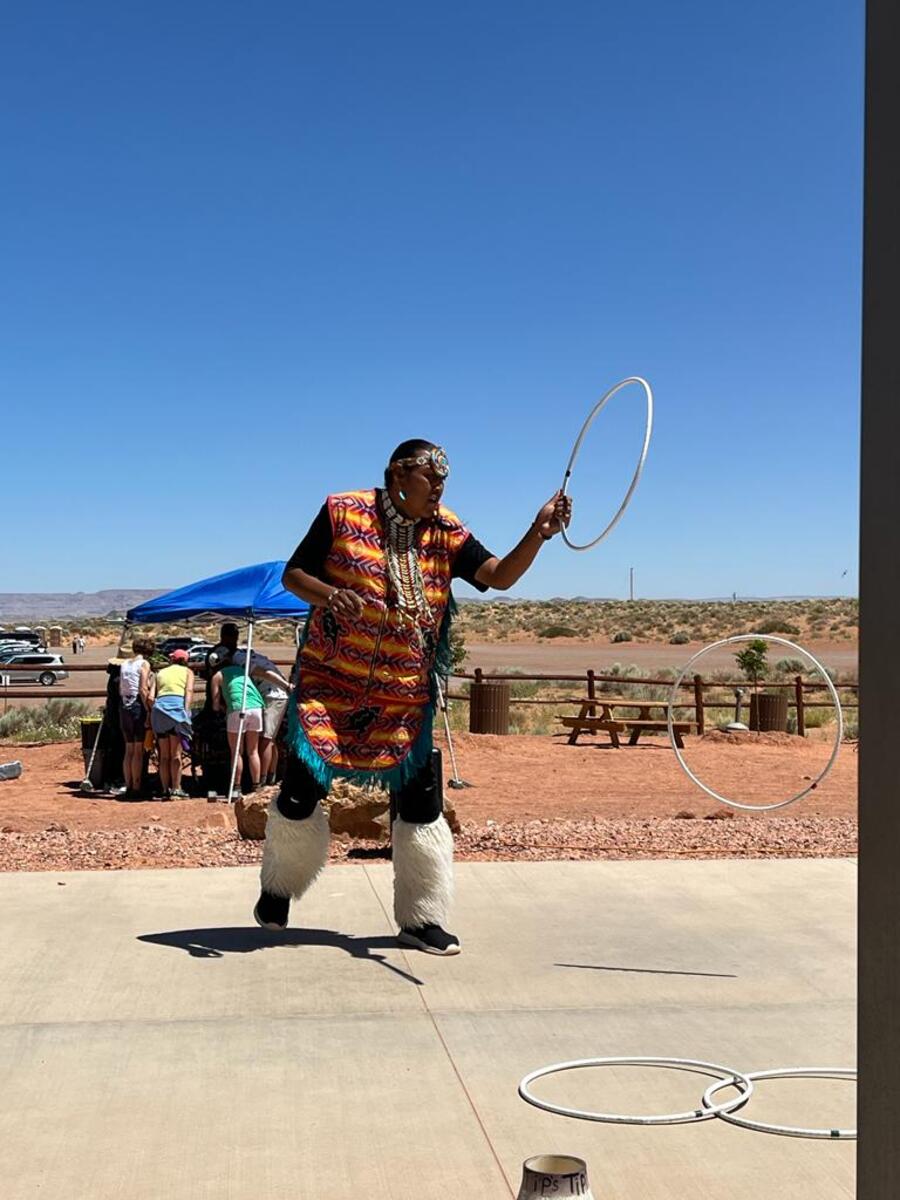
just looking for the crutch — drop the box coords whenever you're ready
[435,676,471,788]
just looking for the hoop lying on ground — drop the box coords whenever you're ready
[666,634,844,812]
[518,1055,753,1125]
[561,376,654,551]
[702,1067,857,1139]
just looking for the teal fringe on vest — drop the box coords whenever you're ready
[286,697,435,792]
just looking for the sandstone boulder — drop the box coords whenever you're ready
[234,793,269,840]
[234,778,461,842]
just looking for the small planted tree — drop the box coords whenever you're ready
[735,638,768,685]
[735,638,789,731]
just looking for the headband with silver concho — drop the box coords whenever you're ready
[390,446,450,479]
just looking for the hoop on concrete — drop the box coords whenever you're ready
[702,1067,857,1139]
[518,1056,753,1126]
[560,376,654,551]
[666,634,844,812]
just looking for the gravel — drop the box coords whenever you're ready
[0,815,856,873]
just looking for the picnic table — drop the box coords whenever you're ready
[558,697,694,748]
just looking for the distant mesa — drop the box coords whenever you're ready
[0,589,167,619]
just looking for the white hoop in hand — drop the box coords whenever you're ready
[666,634,843,812]
[561,376,653,551]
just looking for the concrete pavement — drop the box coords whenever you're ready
[0,859,855,1198]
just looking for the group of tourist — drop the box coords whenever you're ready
[115,623,290,800]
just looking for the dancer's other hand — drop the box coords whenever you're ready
[327,588,364,618]
[533,491,572,540]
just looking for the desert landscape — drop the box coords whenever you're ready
[0,598,857,873]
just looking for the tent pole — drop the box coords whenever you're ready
[226,620,254,803]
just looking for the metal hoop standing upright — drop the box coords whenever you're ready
[666,634,844,812]
[561,376,654,551]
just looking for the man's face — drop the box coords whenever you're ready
[396,461,446,520]
[221,626,239,650]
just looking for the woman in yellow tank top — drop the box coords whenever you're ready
[150,650,194,798]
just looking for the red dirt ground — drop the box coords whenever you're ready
[0,730,856,836]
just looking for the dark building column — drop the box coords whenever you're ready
[858,0,900,1193]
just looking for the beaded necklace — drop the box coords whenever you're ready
[380,489,434,633]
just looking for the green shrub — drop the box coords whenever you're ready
[611,630,633,643]
[0,699,93,744]
[448,626,467,673]
[804,707,836,728]
[755,619,801,635]
[538,625,578,639]
[775,658,806,675]
[669,631,690,644]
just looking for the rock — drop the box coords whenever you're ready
[327,780,391,840]
[1,825,18,833]
[233,778,461,843]
[46,822,69,833]
[202,811,231,829]
[325,779,461,838]
[235,794,269,840]
[443,795,461,834]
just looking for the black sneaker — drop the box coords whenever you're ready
[398,925,461,956]
[253,890,290,931]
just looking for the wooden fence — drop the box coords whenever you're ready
[450,668,858,738]
[0,661,858,738]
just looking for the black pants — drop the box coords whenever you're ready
[276,748,444,825]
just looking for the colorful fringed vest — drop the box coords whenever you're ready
[290,489,469,786]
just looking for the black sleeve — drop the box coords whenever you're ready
[452,533,495,592]
[286,504,334,579]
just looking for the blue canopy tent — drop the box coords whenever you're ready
[126,561,309,625]
[125,562,309,801]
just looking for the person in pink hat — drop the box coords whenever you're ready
[150,649,194,798]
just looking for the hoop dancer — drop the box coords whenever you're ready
[253,439,571,954]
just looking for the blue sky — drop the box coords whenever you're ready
[1,1,863,599]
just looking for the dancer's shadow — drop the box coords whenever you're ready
[137,926,423,985]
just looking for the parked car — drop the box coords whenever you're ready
[0,629,43,648]
[0,643,36,661]
[1,653,69,685]
[157,636,207,657]
[186,643,215,664]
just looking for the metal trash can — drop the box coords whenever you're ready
[469,680,511,735]
[749,692,789,732]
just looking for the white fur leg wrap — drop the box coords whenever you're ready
[260,801,330,900]
[392,814,454,929]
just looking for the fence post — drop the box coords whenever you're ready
[587,668,595,710]
[474,667,483,685]
[795,675,806,737]
[693,674,705,735]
